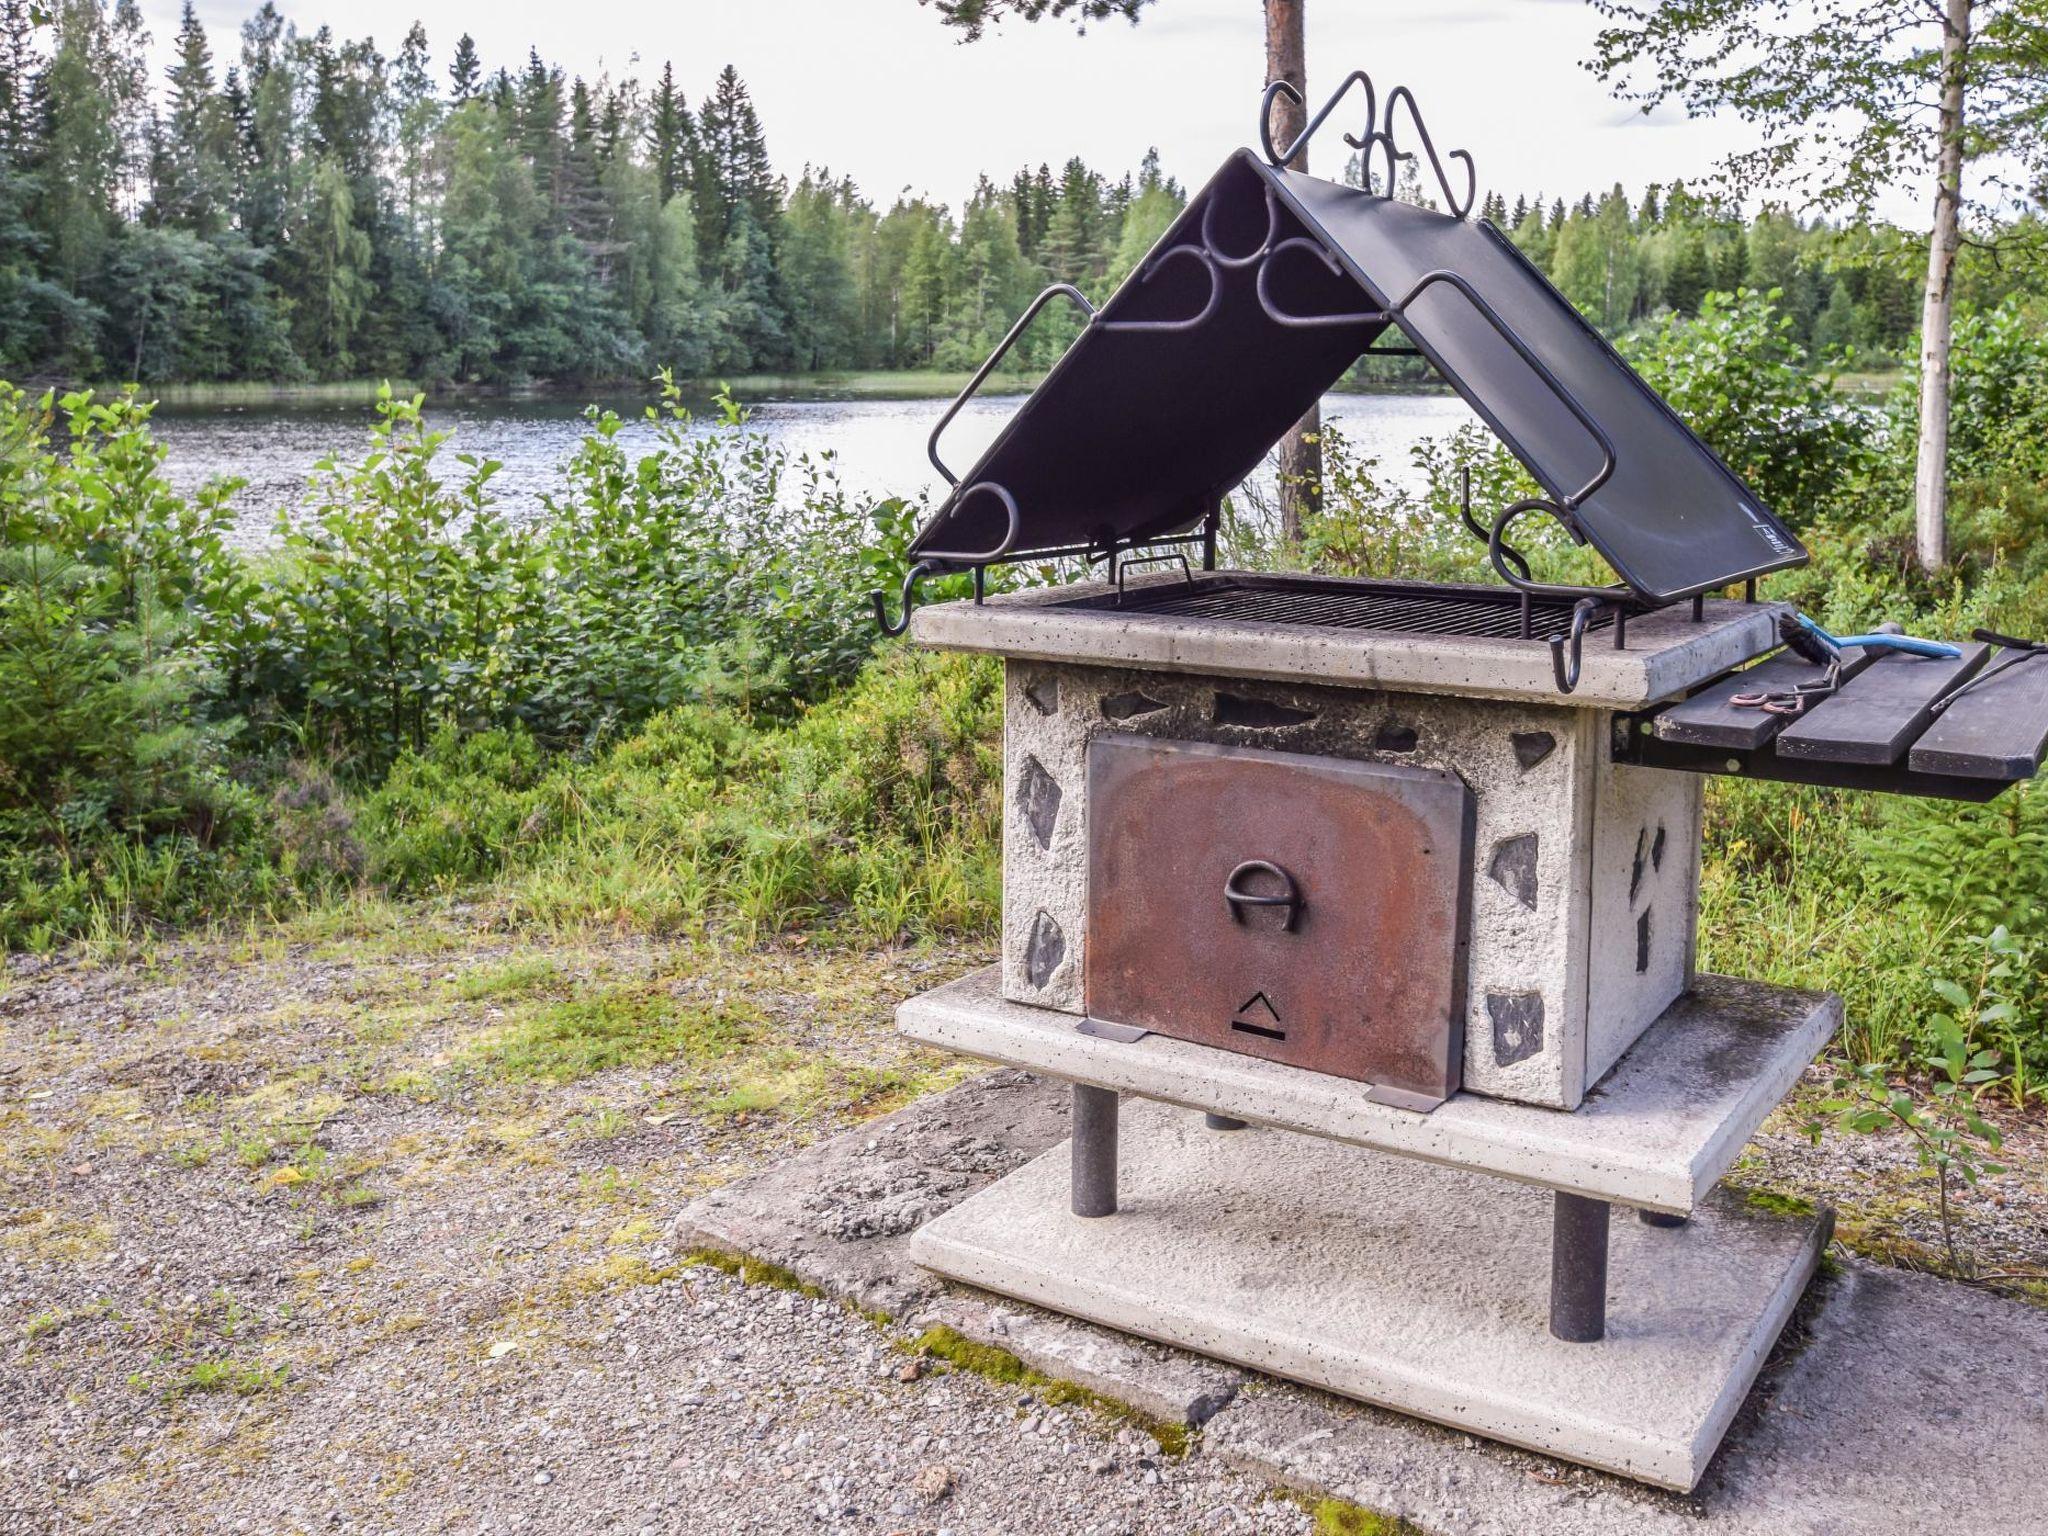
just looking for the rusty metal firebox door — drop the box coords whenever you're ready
[1083,734,1475,1111]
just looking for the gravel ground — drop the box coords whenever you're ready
[1,914,2041,1534]
[0,919,1312,1535]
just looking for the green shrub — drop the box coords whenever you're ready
[1620,288,1865,521]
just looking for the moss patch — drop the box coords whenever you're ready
[1305,1496,1423,1535]
[908,1324,1191,1458]
[1728,1183,1819,1219]
[684,1245,827,1302]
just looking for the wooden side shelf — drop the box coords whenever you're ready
[1624,644,2048,799]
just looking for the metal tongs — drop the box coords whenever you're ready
[1732,614,1963,718]
[1925,628,2048,715]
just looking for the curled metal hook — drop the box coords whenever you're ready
[1260,71,1376,169]
[1199,181,1280,269]
[1487,499,1618,600]
[870,560,939,638]
[1549,598,1608,696]
[1460,466,1530,582]
[1366,86,1477,219]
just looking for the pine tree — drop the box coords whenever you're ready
[1664,229,1711,315]
[151,1,231,235]
[692,65,780,270]
[1714,228,1750,294]
[392,22,439,245]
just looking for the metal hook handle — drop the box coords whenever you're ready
[869,560,938,638]
[1372,85,1477,218]
[1255,236,1393,330]
[1224,859,1303,933]
[1548,598,1607,696]
[1260,71,1376,169]
[1096,243,1224,334]
[1460,465,1530,582]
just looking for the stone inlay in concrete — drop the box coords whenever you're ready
[1488,989,1545,1064]
[1212,692,1317,729]
[1488,833,1540,911]
[1511,729,1557,769]
[1100,690,1167,721]
[1025,911,1066,989]
[1017,754,1062,850]
[911,1100,1827,1491]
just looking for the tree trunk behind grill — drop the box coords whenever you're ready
[1266,0,1321,545]
[1914,0,1972,572]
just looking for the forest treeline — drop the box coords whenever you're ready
[5,0,2042,388]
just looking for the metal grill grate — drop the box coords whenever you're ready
[1062,577,1621,641]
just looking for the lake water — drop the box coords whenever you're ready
[148,386,1480,543]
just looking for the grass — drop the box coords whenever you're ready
[463,981,758,1084]
[169,1357,291,1397]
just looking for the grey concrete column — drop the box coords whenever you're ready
[1549,1191,1611,1343]
[1071,1084,1119,1217]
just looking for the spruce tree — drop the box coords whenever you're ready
[646,62,693,206]
[448,33,480,101]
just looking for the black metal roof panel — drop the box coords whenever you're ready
[909,147,1808,604]
[907,152,1384,567]
[1269,166,1806,602]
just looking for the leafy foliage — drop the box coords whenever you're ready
[1619,288,1864,518]
[0,378,934,945]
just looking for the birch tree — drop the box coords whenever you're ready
[1588,0,2048,570]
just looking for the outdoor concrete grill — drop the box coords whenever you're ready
[876,72,2048,1494]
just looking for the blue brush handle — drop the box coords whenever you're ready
[1800,616,1961,660]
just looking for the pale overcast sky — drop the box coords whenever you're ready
[147,0,1932,226]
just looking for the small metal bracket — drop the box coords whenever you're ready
[1115,550,1195,603]
[1077,1017,1150,1044]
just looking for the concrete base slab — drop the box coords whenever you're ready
[910,1099,1826,1491]
[671,1069,1244,1426]
[673,1070,2048,1534]
[902,966,1840,1212]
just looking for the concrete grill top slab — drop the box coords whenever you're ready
[909,572,1788,709]
[897,966,1840,1213]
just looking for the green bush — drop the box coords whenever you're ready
[1620,288,1865,521]
[0,377,927,946]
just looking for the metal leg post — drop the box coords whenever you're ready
[1071,1084,1119,1217]
[1549,1191,1610,1342]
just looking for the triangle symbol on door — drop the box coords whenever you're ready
[1234,991,1281,1024]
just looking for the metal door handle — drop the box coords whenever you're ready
[1223,860,1303,933]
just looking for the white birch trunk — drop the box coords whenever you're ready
[1914,0,1972,572]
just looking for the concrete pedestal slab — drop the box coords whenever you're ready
[910,1099,1827,1491]
[901,966,1839,1212]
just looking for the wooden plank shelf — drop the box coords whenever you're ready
[1650,645,1877,751]
[1909,651,2048,779]
[1775,643,1990,765]
[1620,642,2048,801]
